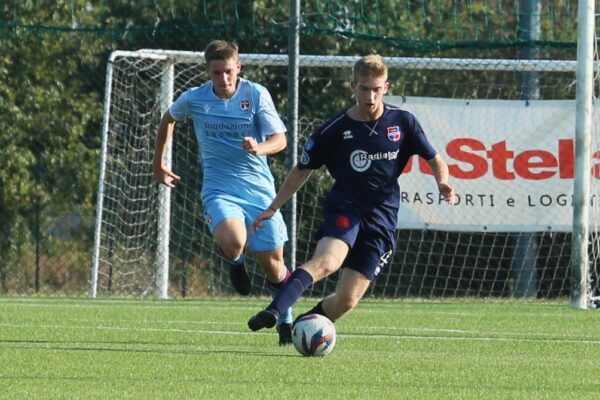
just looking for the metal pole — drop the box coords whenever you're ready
[512,0,542,298]
[156,62,174,299]
[91,54,116,298]
[519,0,541,100]
[571,0,595,309]
[285,0,300,271]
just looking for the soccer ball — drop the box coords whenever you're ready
[291,314,336,357]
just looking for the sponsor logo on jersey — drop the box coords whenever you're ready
[240,100,250,111]
[387,126,401,142]
[350,149,400,172]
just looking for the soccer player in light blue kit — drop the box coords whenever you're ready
[153,40,293,345]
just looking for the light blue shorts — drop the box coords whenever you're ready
[202,193,288,252]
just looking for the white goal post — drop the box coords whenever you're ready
[91,49,600,307]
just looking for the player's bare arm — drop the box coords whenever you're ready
[426,154,455,204]
[242,132,287,156]
[251,166,312,233]
[153,112,181,188]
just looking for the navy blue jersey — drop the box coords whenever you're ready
[299,103,437,224]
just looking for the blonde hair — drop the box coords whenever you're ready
[204,40,239,64]
[353,54,388,81]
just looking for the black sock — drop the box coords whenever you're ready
[306,300,330,320]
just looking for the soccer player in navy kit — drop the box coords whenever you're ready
[153,40,294,344]
[248,54,455,331]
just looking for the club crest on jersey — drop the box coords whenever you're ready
[240,100,250,111]
[387,126,401,142]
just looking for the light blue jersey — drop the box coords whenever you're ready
[169,78,288,251]
[169,78,285,198]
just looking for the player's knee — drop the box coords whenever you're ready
[312,255,342,278]
[218,238,245,259]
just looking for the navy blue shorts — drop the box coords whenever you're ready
[317,207,396,280]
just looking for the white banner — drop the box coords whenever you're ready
[387,96,600,232]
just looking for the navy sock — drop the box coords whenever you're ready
[267,269,313,316]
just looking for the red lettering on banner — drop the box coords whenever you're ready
[404,138,599,180]
[514,150,557,180]
[558,139,574,178]
[487,141,515,179]
[446,138,488,179]
[593,150,600,179]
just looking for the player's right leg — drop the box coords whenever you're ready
[248,237,349,331]
[204,196,252,296]
[204,194,257,295]
[213,218,251,295]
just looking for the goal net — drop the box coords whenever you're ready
[92,50,599,305]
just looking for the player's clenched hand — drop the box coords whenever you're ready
[439,183,456,205]
[250,207,276,234]
[242,137,260,156]
[154,166,181,188]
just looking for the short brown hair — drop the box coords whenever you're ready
[204,40,239,64]
[353,54,388,81]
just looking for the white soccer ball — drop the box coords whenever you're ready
[291,314,336,357]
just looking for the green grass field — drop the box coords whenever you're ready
[0,297,598,399]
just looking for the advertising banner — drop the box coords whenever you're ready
[387,96,599,232]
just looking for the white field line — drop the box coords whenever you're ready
[0,298,581,319]
[1,322,600,345]
[21,317,600,341]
